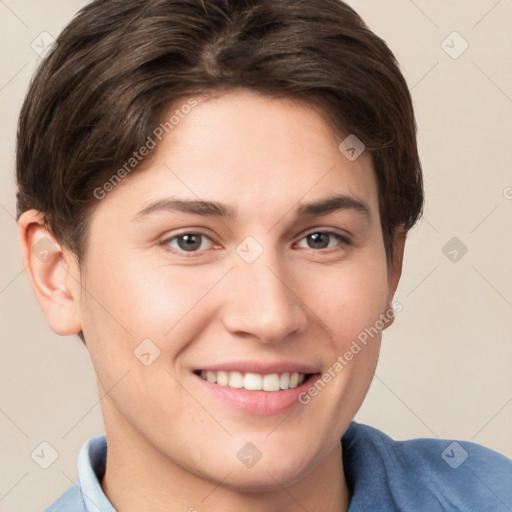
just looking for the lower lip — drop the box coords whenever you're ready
[193,373,321,416]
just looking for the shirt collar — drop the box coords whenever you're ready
[77,434,116,512]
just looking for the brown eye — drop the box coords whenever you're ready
[162,232,214,254]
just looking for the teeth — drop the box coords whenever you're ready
[263,373,280,391]
[244,373,262,390]
[217,371,229,386]
[228,371,244,388]
[198,370,307,391]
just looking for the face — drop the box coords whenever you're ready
[74,88,401,491]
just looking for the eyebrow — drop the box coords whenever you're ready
[133,193,371,222]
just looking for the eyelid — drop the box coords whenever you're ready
[299,225,352,240]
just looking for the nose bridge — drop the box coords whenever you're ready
[221,237,307,343]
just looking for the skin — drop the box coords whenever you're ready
[18,88,405,511]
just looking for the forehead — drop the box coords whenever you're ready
[91,88,378,226]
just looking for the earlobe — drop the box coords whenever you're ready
[17,210,82,336]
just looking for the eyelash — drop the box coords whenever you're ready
[161,229,351,257]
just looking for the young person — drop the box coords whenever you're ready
[16,0,512,510]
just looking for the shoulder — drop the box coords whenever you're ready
[342,422,512,511]
[345,421,512,466]
[42,482,86,512]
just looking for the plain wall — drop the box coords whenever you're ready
[1,1,511,510]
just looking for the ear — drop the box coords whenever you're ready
[383,225,407,329]
[17,210,82,336]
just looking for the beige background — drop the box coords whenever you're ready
[1,1,511,510]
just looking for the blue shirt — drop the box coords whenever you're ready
[43,421,512,511]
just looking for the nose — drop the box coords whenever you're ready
[220,245,308,344]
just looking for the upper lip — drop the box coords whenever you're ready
[194,361,320,375]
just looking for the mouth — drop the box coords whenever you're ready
[193,369,311,391]
[191,362,322,415]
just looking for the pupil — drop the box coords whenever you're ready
[309,232,328,249]
[179,234,201,251]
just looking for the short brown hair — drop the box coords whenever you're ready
[16,0,423,267]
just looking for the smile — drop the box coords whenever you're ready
[195,370,308,391]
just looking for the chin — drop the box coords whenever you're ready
[217,464,308,493]
[206,448,316,492]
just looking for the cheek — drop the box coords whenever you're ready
[311,257,389,351]
[78,250,226,374]
[77,254,220,435]
[289,258,389,437]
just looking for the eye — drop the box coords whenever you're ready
[162,232,215,255]
[295,230,350,251]
[161,229,350,257]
